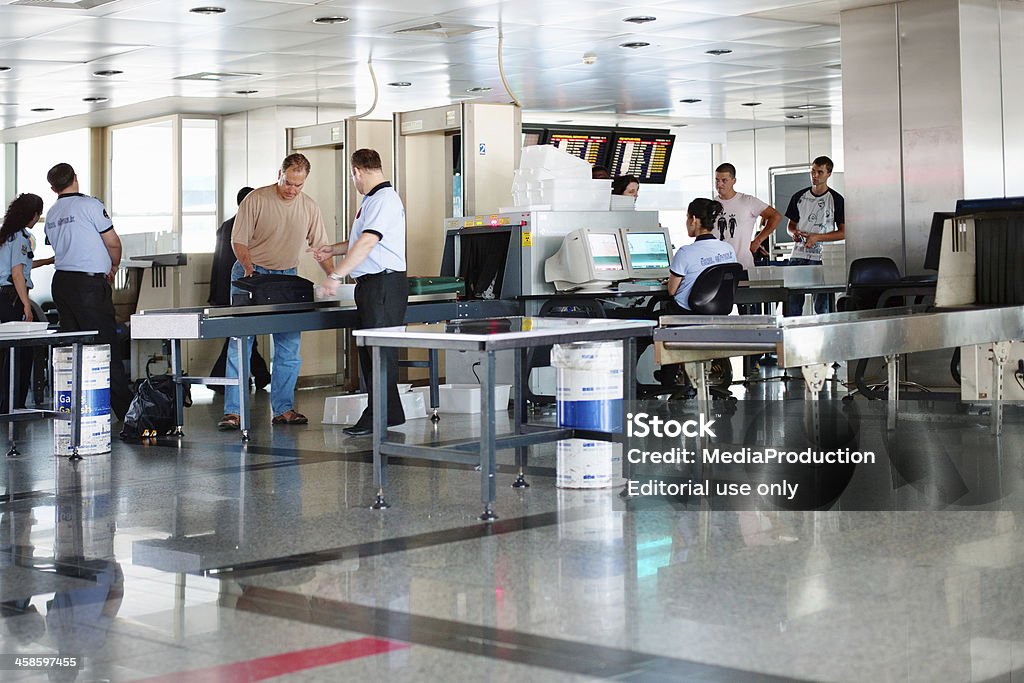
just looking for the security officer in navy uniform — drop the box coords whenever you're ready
[313,148,408,437]
[44,162,131,420]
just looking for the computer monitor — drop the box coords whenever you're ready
[542,126,613,167]
[545,228,629,291]
[620,227,672,280]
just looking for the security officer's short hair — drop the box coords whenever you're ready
[281,153,311,175]
[47,163,76,192]
[351,149,382,172]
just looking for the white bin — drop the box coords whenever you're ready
[322,390,427,424]
[52,345,111,456]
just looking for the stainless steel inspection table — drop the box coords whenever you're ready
[354,317,656,521]
[655,305,1024,433]
[131,298,517,441]
[0,329,97,459]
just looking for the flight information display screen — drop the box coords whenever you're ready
[609,132,675,184]
[544,129,612,166]
[625,232,670,270]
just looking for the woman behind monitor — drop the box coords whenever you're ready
[666,198,737,313]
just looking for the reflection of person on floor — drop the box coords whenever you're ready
[46,559,125,681]
[0,505,46,644]
[208,186,270,394]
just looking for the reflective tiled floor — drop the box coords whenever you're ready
[2,380,1024,682]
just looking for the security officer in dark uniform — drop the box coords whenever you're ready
[313,148,408,436]
[44,162,131,420]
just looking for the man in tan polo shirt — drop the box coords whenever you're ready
[218,153,333,430]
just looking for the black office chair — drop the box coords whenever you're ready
[524,298,607,407]
[687,262,745,315]
[836,257,902,312]
[652,263,745,399]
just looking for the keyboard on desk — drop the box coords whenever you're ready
[618,280,666,293]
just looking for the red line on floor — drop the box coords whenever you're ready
[134,637,409,683]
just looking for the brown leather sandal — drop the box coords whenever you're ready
[217,414,240,431]
[272,410,308,425]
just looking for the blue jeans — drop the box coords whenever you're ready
[224,262,302,416]
[786,257,830,317]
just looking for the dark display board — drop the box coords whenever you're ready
[543,127,613,167]
[608,130,675,184]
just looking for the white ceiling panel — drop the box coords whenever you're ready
[0,6,93,39]
[0,0,867,137]
[0,38,147,63]
[108,0,295,26]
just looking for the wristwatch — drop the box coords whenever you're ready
[328,272,344,282]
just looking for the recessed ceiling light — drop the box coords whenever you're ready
[620,41,650,49]
[623,16,656,24]
[387,81,412,87]
[785,114,804,119]
[313,16,350,25]
[793,103,829,110]
[705,48,732,56]
[234,89,258,95]
[31,107,54,112]
[466,86,491,93]
[93,69,123,77]
[679,98,702,104]
[0,66,11,72]
[83,96,108,103]
[741,102,762,107]
[189,6,225,14]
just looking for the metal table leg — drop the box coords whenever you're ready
[479,350,498,521]
[236,336,251,442]
[990,342,1010,436]
[170,339,185,437]
[511,347,529,489]
[6,344,17,457]
[884,354,898,431]
[371,344,390,510]
[68,342,83,461]
[429,348,440,423]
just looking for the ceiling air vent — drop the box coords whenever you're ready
[392,21,491,39]
[8,0,119,9]
[174,72,261,81]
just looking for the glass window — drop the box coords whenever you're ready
[14,129,92,303]
[181,118,219,252]
[110,119,173,243]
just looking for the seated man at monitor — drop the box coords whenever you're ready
[667,198,737,313]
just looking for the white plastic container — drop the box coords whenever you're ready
[556,439,623,489]
[434,383,512,414]
[537,178,611,211]
[53,345,111,456]
[322,391,427,424]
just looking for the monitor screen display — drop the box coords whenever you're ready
[608,130,675,184]
[625,232,670,270]
[544,128,612,167]
[522,129,543,147]
[587,233,624,272]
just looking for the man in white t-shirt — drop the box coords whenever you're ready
[713,163,783,272]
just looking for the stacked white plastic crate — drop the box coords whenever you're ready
[510,145,612,211]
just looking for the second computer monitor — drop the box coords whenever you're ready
[620,227,672,280]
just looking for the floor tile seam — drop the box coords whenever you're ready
[228,587,812,683]
[202,507,592,579]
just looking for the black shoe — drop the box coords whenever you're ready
[343,417,406,437]
[255,376,271,391]
[343,423,373,437]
